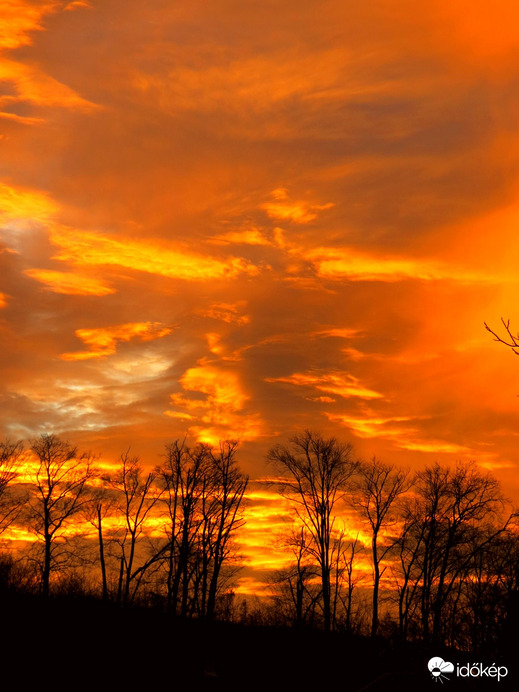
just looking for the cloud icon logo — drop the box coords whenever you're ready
[428,657,454,682]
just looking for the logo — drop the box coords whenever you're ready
[427,657,509,683]
[428,657,454,683]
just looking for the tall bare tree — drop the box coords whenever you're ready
[81,484,117,600]
[394,461,511,645]
[205,440,248,619]
[110,450,162,604]
[157,440,208,615]
[156,439,248,618]
[268,430,358,631]
[0,438,24,538]
[27,433,95,597]
[351,457,411,637]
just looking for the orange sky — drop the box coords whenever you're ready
[2,1,519,586]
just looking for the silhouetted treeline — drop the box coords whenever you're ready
[0,430,518,657]
[0,434,248,621]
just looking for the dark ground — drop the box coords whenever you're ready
[1,594,517,691]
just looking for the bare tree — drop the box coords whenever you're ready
[156,439,248,618]
[394,461,511,645]
[337,532,363,633]
[0,439,24,537]
[27,433,96,597]
[270,527,321,627]
[205,440,248,619]
[351,457,411,637]
[157,440,209,615]
[109,450,162,604]
[81,484,117,600]
[267,430,358,631]
[485,318,519,355]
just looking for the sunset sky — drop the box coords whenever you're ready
[3,2,519,583]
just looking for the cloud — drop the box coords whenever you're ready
[326,412,418,439]
[197,302,250,325]
[0,183,57,226]
[0,1,55,51]
[24,269,115,296]
[212,228,271,246]
[314,328,361,339]
[306,246,505,283]
[61,321,172,360]
[49,226,260,281]
[166,363,263,444]
[64,1,91,11]
[0,58,97,111]
[261,188,334,224]
[266,372,383,400]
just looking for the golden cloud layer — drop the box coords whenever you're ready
[49,226,259,281]
[167,364,263,444]
[267,372,383,400]
[261,188,334,224]
[307,247,504,283]
[61,321,172,360]
[0,183,57,225]
[0,1,54,51]
[25,269,115,296]
[0,58,96,110]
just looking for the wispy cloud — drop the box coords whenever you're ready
[25,269,115,296]
[61,322,172,360]
[266,372,383,400]
[261,188,334,224]
[49,226,259,281]
[166,363,263,444]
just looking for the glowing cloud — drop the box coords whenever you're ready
[25,269,115,296]
[0,58,96,110]
[327,413,418,439]
[61,321,172,360]
[308,247,502,283]
[0,2,55,51]
[0,183,57,225]
[49,227,259,281]
[212,228,270,246]
[198,302,250,324]
[315,328,361,339]
[267,372,383,400]
[64,1,91,11]
[396,439,473,454]
[0,292,7,308]
[167,364,263,444]
[261,188,334,224]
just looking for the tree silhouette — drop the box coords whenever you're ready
[394,461,511,645]
[0,439,24,537]
[268,430,358,631]
[484,318,519,355]
[204,440,248,619]
[157,440,209,615]
[109,450,162,604]
[156,439,248,618]
[26,433,96,597]
[351,457,411,637]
